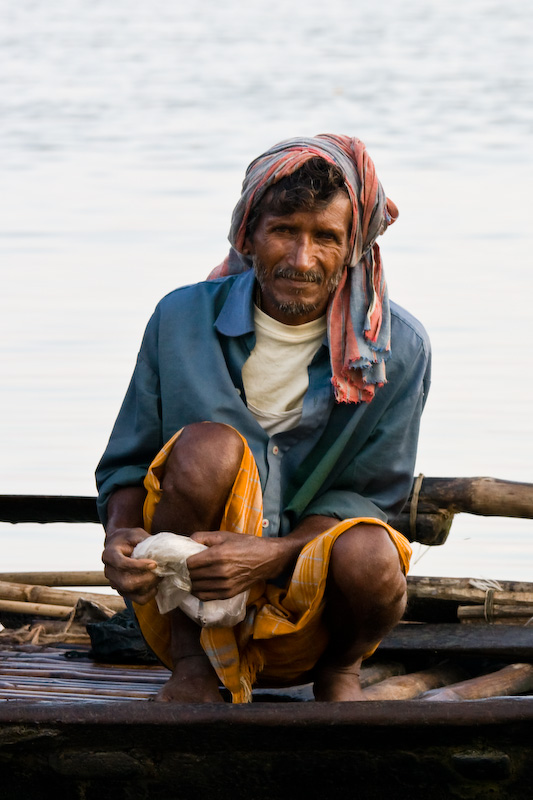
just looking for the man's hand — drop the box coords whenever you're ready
[102,527,159,604]
[186,531,292,600]
[187,516,340,601]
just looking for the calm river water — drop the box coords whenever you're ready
[1,0,532,580]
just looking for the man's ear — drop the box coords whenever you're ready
[242,237,254,256]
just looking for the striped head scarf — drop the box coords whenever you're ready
[208,134,398,404]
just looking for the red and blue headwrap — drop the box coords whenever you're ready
[208,134,398,404]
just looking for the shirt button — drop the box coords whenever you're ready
[262,519,270,528]
[272,446,279,455]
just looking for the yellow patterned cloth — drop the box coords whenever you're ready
[133,428,412,703]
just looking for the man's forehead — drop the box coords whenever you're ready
[256,189,352,228]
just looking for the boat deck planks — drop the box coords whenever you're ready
[0,644,169,702]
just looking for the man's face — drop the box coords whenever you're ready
[244,191,352,326]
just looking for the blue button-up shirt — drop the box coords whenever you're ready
[96,270,431,534]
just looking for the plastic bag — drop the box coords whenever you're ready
[132,532,248,628]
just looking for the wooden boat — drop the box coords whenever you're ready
[0,477,532,800]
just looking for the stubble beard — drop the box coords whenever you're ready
[253,257,344,319]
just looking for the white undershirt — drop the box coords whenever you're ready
[242,305,327,436]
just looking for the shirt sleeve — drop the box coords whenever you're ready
[95,310,163,524]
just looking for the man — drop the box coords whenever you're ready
[97,135,430,704]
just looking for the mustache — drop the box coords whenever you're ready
[274,267,324,284]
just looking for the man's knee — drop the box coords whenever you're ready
[176,422,244,464]
[161,422,244,497]
[328,523,407,608]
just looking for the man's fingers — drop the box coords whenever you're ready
[190,530,226,547]
[101,527,161,602]
[186,541,227,571]
[104,564,159,599]
[124,586,159,605]
[187,545,219,567]
[103,549,157,572]
[187,557,233,580]
[189,576,244,601]
[192,588,235,601]
[104,561,157,582]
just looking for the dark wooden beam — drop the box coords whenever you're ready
[378,622,533,660]
[1,475,531,549]
[0,495,99,524]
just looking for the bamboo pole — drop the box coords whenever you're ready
[360,661,406,688]
[0,666,168,684]
[407,584,533,606]
[408,575,533,594]
[0,652,88,662]
[0,580,125,612]
[458,605,533,621]
[0,659,168,679]
[0,678,156,699]
[459,618,533,626]
[421,663,533,701]
[0,571,109,587]
[0,599,72,618]
[0,671,167,685]
[0,656,164,675]
[362,664,467,701]
[0,688,146,702]
[412,477,533,518]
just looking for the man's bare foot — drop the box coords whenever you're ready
[313,664,366,702]
[154,654,224,703]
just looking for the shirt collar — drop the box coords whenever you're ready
[214,268,330,349]
[214,269,256,336]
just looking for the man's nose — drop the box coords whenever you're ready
[289,235,314,270]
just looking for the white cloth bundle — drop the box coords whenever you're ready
[132,532,248,628]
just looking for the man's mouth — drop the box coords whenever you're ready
[275,268,323,284]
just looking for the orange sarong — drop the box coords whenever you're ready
[133,429,412,703]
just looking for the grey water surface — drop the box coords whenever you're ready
[1,0,532,579]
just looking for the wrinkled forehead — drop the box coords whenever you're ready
[255,185,353,227]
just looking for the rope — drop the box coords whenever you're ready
[469,579,503,591]
[483,588,496,623]
[409,473,425,540]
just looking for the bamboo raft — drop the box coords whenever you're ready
[0,573,532,703]
[0,478,532,799]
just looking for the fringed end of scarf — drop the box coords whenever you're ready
[363,335,392,354]
[331,370,386,405]
[230,643,265,704]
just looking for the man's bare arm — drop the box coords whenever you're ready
[102,486,160,604]
[106,485,146,530]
